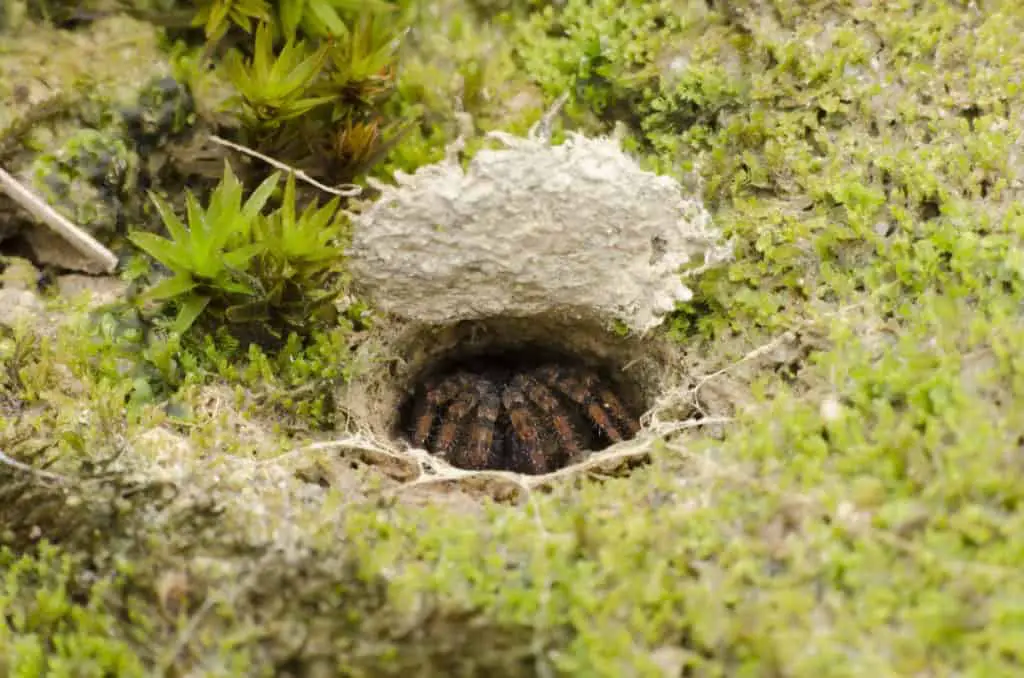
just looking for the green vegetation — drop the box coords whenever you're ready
[0,545,147,677]
[2,0,1024,675]
[128,163,349,341]
[101,0,407,376]
[190,0,407,184]
[28,130,139,240]
[193,0,394,44]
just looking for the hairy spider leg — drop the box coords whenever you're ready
[534,365,632,442]
[410,373,476,448]
[457,379,502,470]
[515,374,580,457]
[581,372,641,437]
[434,390,479,462]
[501,382,549,474]
[568,366,639,436]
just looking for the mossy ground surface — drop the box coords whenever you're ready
[3,0,1024,676]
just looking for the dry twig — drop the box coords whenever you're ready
[0,448,69,485]
[0,166,118,273]
[208,134,364,198]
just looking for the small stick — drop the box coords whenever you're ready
[0,166,118,273]
[529,91,570,144]
[208,134,364,198]
[0,449,69,484]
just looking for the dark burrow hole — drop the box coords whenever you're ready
[395,344,645,476]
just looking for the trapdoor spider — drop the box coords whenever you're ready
[405,359,640,475]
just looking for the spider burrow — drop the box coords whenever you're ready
[404,357,641,475]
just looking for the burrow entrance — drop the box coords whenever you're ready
[342,315,683,477]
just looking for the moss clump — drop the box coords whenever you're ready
[0,16,194,252]
[121,75,196,154]
[17,73,199,264]
[28,129,140,240]
[0,545,148,676]
[171,1,408,187]
[373,1,548,176]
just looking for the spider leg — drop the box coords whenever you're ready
[585,374,641,437]
[435,390,478,463]
[459,379,501,470]
[517,374,580,458]
[410,372,473,448]
[502,377,551,474]
[535,365,637,442]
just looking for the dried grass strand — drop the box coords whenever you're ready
[208,134,364,198]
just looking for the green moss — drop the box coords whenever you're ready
[4,0,1024,675]
[0,18,201,253]
[28,129,139,239]
[376,1,547,176]
[121,75,196,153]
[0,545,148,677]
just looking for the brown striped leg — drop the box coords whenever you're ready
[501,381,549,474]
[435,390,478,464]
[535,365,638,442]
[455,379,501,470]
[412,372,476,450]
[515,374,580,459]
